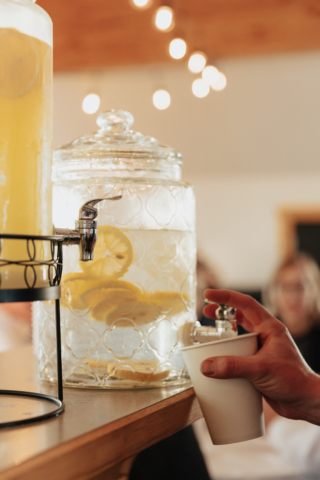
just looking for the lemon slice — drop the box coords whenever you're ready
[60,272,88,311]
[90,289,140,322]
[111,363,170,383]
[81,280,140,308]
[87,288,139,316]
[61,271,140,314]
[86,360,170,383]
[148,291,187,316]
[78,277,140,296]
[105,301,161,326]
[0,28,39,98]
[80,226,133,279]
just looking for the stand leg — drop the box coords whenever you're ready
[55,299,63,402]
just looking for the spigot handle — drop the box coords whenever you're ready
[77,194,122,261]
[215,304,236,321]
[54,194,122,261]
[179,304,238,347]
[79,195,122,221]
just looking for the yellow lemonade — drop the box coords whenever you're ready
[0,28,53,288]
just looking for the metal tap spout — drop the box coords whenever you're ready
[179,304,238,347]
[54,194,122,261]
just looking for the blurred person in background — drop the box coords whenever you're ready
[263,252,320,375]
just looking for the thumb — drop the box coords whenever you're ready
[200,355,258,381]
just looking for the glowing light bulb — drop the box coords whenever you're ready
[188,51,207,73]
[129,0,153,10]
[202,65,219,87]
[154,6,174,32]
[153,89,171,110]
[82,93,100,114]
[192,78,210,98]
[169,38,187,59]
[211,72,227,91]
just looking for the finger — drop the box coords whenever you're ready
[202,303,218,319]
[234,309,258,332]
[200,355,261,382]
[204,289,273,326]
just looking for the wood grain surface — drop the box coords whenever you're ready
[0,347,202,480]
[1,388,201,480]
[36,0,320,71]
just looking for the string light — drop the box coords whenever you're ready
[192,78,210,98]
[202,65,219,88]
[129,0,153,9]
[169,38,187,59]
[153,89,171,110]
[188,52,207,73]
[82,93,100,114]
[131,1,225,101]
[211,72,227,91]
[154,6,175,32]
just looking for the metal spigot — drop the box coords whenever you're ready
[179,304,237,347]
[54,195,122,261]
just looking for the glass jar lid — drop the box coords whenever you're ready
[54,110,182,166]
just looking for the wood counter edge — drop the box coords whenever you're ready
[1,387,202,480]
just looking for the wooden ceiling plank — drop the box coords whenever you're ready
[36,0,320,71]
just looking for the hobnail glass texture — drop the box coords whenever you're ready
[35,110,196,389]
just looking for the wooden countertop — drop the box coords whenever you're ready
[0,346,202,480]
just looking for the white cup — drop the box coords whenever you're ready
[181,333,265,445]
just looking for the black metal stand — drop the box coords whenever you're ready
[0,234,65,428]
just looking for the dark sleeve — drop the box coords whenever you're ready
[129,425,211,480]
[294,327,320,374]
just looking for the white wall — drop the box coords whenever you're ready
[53,50,320,290]
[193,173,320,290]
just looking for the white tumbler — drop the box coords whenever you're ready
[181,333,265,445]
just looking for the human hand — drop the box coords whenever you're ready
[201,289,320,426]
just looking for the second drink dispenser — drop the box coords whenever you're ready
[0,0,53,289]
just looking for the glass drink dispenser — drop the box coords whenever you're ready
[0,1,65,426]
[0,0,53,288]
[35,110,197,389]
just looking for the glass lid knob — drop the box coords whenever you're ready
[97,110,134,132]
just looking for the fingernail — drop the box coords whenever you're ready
[201,360,215,376]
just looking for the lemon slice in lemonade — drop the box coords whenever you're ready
[109,362,170,383]
[80,226,133,279]
[91,290,140,322]
[85,288,138,312]
[61,272,140,312]
[105,301,161,326]
[60,272,88,311]
[81,280,141,309]
[0,29,39,98]
[85,360,170,383]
